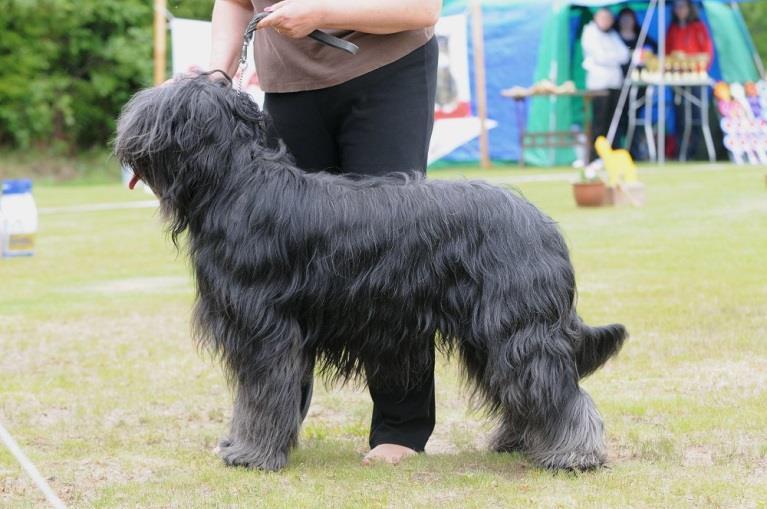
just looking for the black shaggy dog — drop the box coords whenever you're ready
[114,75,627,472]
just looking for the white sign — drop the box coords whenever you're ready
[170,18,264,105]
[429,14,494,164]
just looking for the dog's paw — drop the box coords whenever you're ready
[532,450,606,471]
[217,439,288,471]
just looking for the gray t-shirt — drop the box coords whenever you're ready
[251,0,433,93]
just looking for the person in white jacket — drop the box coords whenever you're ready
[581,8,630,160]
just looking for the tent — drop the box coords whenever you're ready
[440,0,762,166]
[440,0,551,164]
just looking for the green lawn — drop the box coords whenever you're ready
[1,163,766,508]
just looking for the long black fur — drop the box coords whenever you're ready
[114,75,627,471]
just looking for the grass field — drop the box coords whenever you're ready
[1,163,766,508]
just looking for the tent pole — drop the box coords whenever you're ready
[471,0,491,169]
[607,0,658,145]
[548,61,558,166]
[548,3,559,167]
[658,0,666,165]
[153,0,167,85]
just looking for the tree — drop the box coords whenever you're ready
[0,1,156,149]
[0,0,214,150]
[168,0,214,20]
[740,1,767,71]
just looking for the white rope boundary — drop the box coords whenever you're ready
[38,200,158,215]
[0,421,66,508]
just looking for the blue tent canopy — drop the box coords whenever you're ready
[439,1,550,163]
[567,0,752,4]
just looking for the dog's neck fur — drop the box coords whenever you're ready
[166,141,305,246]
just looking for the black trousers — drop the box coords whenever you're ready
[590,88,621,162]
[264,37,438,451]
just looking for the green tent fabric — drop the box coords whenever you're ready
[526,5,579,166]
[704,0,761,83]
[523,0,761,166]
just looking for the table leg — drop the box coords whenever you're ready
[700,85,716,162]
[515,98,526,168]
[680,86,693,162]
[626,85,638,149]
[583,96,593,163]
[644,86,657,161]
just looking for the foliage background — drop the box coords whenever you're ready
[741,0,767,72]
[0,0,764,152]
[0,0,214,151]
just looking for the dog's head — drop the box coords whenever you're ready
[114,72,267,199]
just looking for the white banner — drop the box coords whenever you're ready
[429,14,495,164]
[170,18,265,105]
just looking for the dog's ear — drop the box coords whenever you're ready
[170,77,269,153]
[167,78,235,153]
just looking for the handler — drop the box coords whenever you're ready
[209,0,441,465]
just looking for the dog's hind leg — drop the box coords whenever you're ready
[491,324,607,470]
[217,324,309,471]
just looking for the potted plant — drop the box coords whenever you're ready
[572,165,607,207]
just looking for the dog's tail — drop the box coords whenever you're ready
[572,319,628,379]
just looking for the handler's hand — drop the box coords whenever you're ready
[256,0,327,38]
[160,69,231,87]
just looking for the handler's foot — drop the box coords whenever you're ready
[362,444,417,466]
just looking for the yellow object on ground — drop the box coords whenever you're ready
[594,136,638,187]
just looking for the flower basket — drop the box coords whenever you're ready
[572,181,607,207]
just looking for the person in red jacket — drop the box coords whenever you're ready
[666,0,713,65]
[666,0,714,160]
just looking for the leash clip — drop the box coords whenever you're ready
[236,12,270,92]
[239,39,250,68]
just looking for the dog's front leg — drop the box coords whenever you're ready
[218,342,309,471]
